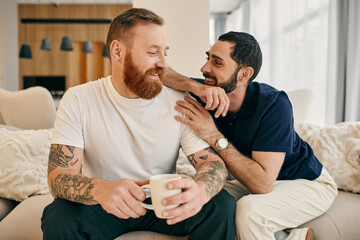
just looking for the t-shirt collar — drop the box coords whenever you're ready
[107,76,155,108]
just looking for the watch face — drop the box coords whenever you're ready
[218,138,228,148]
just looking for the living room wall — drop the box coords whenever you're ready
[18,4,131,90]
[0,0,19,91]
[134,0,209,78]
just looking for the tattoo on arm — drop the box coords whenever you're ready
[48,145,75,174]
[204,146,217,155]
[187,153,198,167]
[51,173,96,205]
[193,161,228,198]
[187,147,215,167]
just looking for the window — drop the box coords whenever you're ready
[215,0,331,125]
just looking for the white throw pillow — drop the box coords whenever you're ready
[295,122,360,193]
[0,128,53,201]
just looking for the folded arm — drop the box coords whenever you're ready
[164,68,230,117]
[174,96,285,194]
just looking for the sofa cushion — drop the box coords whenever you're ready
[0,128,53,201]
[295,122,360,193]
[300,190,360,240]
[0,194,187,240]
[0,194,53,239]
[0,124,21,131]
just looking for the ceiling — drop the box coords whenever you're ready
[14,0,243,14]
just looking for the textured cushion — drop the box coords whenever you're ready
[295,122,360,193]
[0,128,53,201]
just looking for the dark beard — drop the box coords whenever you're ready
[204,70,238,93]
[219,70,238,93]
[123,53,164,99]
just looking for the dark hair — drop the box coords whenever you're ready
[106,8,164,59]
[218,32,262,82]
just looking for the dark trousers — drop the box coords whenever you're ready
[41,189,236,240]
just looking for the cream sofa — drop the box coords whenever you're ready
[0,87,360,240]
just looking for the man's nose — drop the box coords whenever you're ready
[156,54,168,69]
[201,61,210,74]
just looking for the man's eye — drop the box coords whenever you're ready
[213,60,222,66]
[148,52,157,56]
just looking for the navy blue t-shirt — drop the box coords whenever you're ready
[192,80,322,180]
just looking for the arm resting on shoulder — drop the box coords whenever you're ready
[164,68,230,117]
[163,68,204,94]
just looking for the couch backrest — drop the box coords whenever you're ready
[0,87,56,130]
[286,88,313,123]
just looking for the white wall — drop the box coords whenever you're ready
[133,0,209,78]
[0,2,3,89]
[0,0,19,91]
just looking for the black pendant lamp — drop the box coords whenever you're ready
[41,38,52,50]
[60,36,73,51]
[102,44,108,57]
[19,44,32,58]
[82,41,93,53]
[20,22,32,58]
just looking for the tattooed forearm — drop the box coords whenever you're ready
[187,147,216,167]
[51,173,97,205]
[193,161,227,198]
[48,144,75,174]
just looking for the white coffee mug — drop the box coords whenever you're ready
[140,174,182,219]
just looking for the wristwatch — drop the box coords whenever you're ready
[214,137,229,151]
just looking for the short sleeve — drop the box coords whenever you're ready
[179,94,209,156]
[51,88,84,149]
[252,93,294,153]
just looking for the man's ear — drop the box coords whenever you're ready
[110,40,122,63]
[237,67,254,83]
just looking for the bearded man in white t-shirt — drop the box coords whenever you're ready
[41,8,236,240]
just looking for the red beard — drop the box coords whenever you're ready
[123,53,164,99]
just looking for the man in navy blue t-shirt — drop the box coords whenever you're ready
[164,32,338,240]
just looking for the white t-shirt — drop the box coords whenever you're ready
[52,76,209,181]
